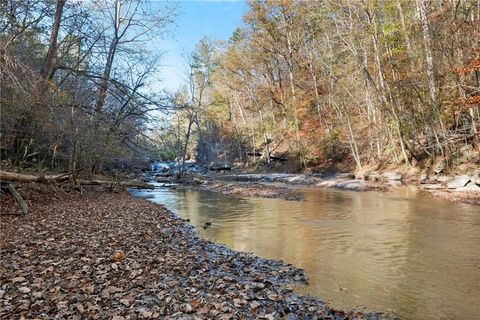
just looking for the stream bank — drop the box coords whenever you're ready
[152,169,480,205]
[0,185,388,319]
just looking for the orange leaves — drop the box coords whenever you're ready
[456,58,480,75]
[462,96,480,107]
[113,250,126,262]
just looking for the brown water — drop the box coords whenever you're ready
[132,185,480,319]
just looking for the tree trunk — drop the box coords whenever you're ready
[39,0,66,83]
[1,184,28,215]
[0,171,70,183]
[96,0,121,112]
[180,114,194,179]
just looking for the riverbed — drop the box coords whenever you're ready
[131,183,480,320]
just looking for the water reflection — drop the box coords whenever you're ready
[131,186,480,320]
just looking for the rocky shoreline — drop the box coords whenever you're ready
[0,185,388,319]
[171,180,305,201]
[153,170,480,205]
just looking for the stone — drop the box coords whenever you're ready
[475,176,480,185]
[454,182,480,192]
[419,173,428,182]
[436,175,449,182]
[447,175,471,189]
[368,171,382,182]
[382,172,402,181]
[333,172,355,180]
[422,184,443,190]
[287,175,308,183]
[355,170,370,180]
[335,180,368,191]
[433,160,445,174]
[316,180,338,188]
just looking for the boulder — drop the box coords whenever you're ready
[316,180,338,188]
[335,180,368,191]
[382,172,402,181]
[287,175,309,183]
[447,175,471,189]
[454,182,480,192]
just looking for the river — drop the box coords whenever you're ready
[131,183,480,319]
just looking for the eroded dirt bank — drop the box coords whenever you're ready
[0,185,387,319]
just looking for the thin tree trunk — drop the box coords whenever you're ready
[96,0,121,112]
[180,114,194,179]
[39,0,66,83]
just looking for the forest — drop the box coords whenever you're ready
[1,0,479,175]
[1,1,480,320]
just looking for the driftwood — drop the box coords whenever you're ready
[0,171,154,189]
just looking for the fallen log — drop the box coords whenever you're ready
[0,171,154,189]
[0,171,70,183]
[77,179,155,189]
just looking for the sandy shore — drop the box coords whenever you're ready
[0,185,387,319]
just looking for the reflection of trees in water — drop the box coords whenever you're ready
[389,197,480,320]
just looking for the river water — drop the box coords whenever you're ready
[131,184,480,319]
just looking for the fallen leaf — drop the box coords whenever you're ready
[11,277,26,283]
[114,250,125,262]
[18,287,31,294]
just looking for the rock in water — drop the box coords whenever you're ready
[335,180,368,191]
[447,175,471,189]
[382,172,402,181]
[316,180,337,188]
[454,182,480,192]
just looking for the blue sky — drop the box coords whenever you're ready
[151,0,247,91]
